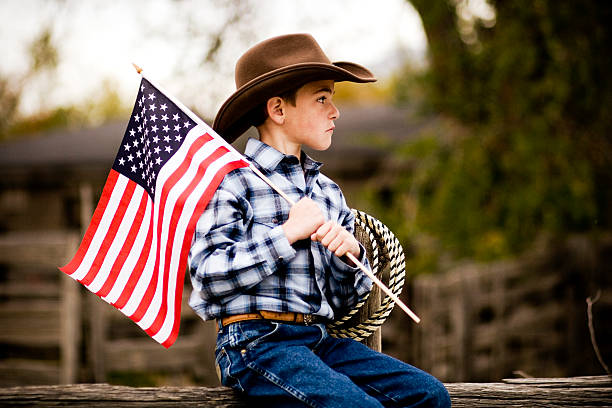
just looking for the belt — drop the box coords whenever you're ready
[217,311,323,329]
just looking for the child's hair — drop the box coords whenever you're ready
[251,83,304,128]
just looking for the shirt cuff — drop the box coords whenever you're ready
[264,225,297,264]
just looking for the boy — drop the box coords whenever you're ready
[189,33,450,407]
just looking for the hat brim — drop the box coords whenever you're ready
[213,61,376,143]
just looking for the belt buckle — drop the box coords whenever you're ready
[304,314,314,325]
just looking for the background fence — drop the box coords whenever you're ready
[0,228,218,386]
[0,176,611,386]
[383,234,612,382]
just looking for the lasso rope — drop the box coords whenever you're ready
[327,210,406,341]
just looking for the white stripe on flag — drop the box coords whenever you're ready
[120,225,158,317]
[71,176,129,281]
[104,192,153,304]
[87,187,147,294]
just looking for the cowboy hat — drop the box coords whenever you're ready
[212,33,377,143]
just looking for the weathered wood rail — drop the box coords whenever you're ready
[0,376,609,407]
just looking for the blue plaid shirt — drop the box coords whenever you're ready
[188,138,372,321]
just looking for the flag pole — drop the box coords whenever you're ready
[131,64,420,324]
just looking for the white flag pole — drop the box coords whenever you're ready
[132,64,421,324]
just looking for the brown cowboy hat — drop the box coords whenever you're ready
[212,33,377,143]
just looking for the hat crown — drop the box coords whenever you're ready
[235,34,331,89]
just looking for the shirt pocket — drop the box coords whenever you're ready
[250,214,284,237]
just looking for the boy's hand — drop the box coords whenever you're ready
[311,220,360,259]
[282,197,325,244]
[282,198,360,261]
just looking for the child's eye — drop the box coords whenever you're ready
[317,96,327,103]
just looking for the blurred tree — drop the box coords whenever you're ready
[1,0,255,140]
[0,25,88,139]
[0,26,58,138]
[0,77,21,138]
[379,0,612,265]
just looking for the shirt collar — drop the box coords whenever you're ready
[244,137,323,173]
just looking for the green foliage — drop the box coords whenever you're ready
[0,77,21,138]
[1,25,129,140]
[28,27,59,73]
[378,0,611,264]
[7,106,85,136]
[4,78,130,139]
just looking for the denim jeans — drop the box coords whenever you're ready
[215,320,451,408]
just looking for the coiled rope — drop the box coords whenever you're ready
[327,209,406,341]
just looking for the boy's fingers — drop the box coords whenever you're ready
[320,224,340,246]
[334,242,350,257]
[311,221,332,241]
[327,234,345,253]
[322,222,345,247]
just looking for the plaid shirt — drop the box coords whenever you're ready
[188,138,372,321]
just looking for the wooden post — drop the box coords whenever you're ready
[60,233,81,384]
[79,182,107,382]
[458,269,475,381]
[88,293,107,382]
[359,280,382,351]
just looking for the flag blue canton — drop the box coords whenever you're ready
[112,78,197,197]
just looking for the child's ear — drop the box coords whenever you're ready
[266,97,285,125]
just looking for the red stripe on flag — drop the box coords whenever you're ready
[130,133,213,322]
[145,144,231,337]
[96,189,149,298]
[60,170,120,275]
[161,157,249,348]
[80,180,137,286]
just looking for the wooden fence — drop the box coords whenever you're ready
[392,235,612,382]
[0,225,381,387]
[0,229,219,387]
[0,375,610,407]
[0,231,80,385]
[1,225,610,386]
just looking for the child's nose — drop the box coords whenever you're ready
[330,103,340,120]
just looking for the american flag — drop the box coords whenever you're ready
[60,77,249,348]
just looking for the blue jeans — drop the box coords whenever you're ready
[215,320,451,407]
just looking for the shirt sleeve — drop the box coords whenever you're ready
[189,185,296,303]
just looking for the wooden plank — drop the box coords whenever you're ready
[0,231,78,267]
[0,360,60,387]
[0,377,610,407]
[0,300,61,346]
[444,381,612,407]
[104,323,217,373]
[502,375,612,387]
[0,282,59,298]
[0,384,246,408]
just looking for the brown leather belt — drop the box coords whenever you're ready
[217,310,322,329]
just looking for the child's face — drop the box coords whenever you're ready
[283,80,339,151]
